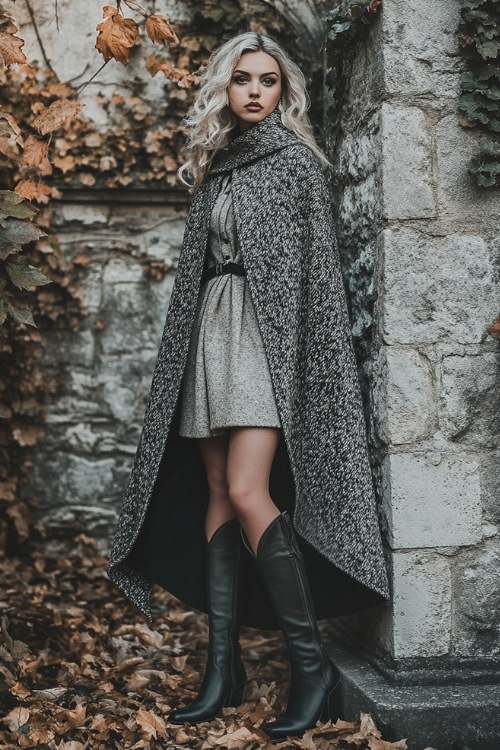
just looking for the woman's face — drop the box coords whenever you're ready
[227,50,282,132]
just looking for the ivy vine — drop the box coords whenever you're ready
[458,0,500,187]
[324,1,381,147]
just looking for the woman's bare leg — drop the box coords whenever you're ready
[226,426,281,553]
[198,433,236,541]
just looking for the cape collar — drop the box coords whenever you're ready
[209,108,298,175]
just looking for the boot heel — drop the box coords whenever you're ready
[320,678,342,723]
[224,680,245,707]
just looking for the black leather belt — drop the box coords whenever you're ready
[201,262,246,284]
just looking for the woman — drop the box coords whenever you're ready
[108,32,389,742]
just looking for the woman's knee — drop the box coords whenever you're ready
[227,480,257,515]
[206,467,229,500]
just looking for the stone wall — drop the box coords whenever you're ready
[326,0,500,716]
[23,196,187,551]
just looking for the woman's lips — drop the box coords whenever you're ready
[245,103,263,110]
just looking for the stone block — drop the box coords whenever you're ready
[381,228,498,345]
[143,220,186,261]
[25,453,115,511]
[386,452,482,549]
[42,505,119,538]
[81,268,103,314]
[382,0,462,98]
[150,273,175,340]
[392,551,451,658]
[380,104,435,220]
[453,544,500,657]
[330,642,500,750]
[440,353,500,447]
[102,259,144,285]
[482,449,500,525]
[435,115,500,225]
[375,346,436,444]
[99,280,157,355]
[41,327,95,368]
[97,353,157,421]
[61,204,109,225]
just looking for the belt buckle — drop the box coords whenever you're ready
[215,263,225,275]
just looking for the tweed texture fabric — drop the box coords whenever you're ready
[179,173,280,438]
[107,109,390,624]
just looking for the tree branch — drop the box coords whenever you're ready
[23,0,58,79]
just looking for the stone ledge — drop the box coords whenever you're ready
[328,643,500,750]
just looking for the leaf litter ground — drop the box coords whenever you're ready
[0,534,414,750]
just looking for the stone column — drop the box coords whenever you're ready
[325,2,500,748]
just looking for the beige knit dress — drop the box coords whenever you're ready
[179,174,281,438]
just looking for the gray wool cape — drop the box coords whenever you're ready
[107,109,390,629]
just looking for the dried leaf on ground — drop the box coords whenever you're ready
[0,534,410,750]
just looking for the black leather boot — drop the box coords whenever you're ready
[168,518,246,724]
[242,512,342,742]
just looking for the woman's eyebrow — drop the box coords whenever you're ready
[233,69,279,76]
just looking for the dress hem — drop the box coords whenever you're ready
[179,422,282,439]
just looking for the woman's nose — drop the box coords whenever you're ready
[249,80,261,96]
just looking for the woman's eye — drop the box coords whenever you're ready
[234,75,248,84]
[263,77,277,86]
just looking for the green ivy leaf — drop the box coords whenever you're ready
[0,191,37,223]
[476,39,500,59]
[476,172,497,186]
[5,256,51,291]
[0,218,46,260]
[3,296,35,326]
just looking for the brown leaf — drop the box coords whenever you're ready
[72,252,91,267]
[53,154,76,175]
[368,738,408,750]
[145,14,179,46]
[21,135,52,174]
[15,179,52,203]
[9,681,31,699]
[136,708,167,740]
[6,502,31,541]
[0,16,27,66]
[79,172,96,187]
[32,99,85,136]
[11,422,45,446]
[145,54,198,88]
[68,704,87,728]
[2,706,30,731]
[95,7,139,65]
[487,318,500,339]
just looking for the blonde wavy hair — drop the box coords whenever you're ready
[178,32,330,190]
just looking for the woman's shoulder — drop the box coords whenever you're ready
[274,140,327,178]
